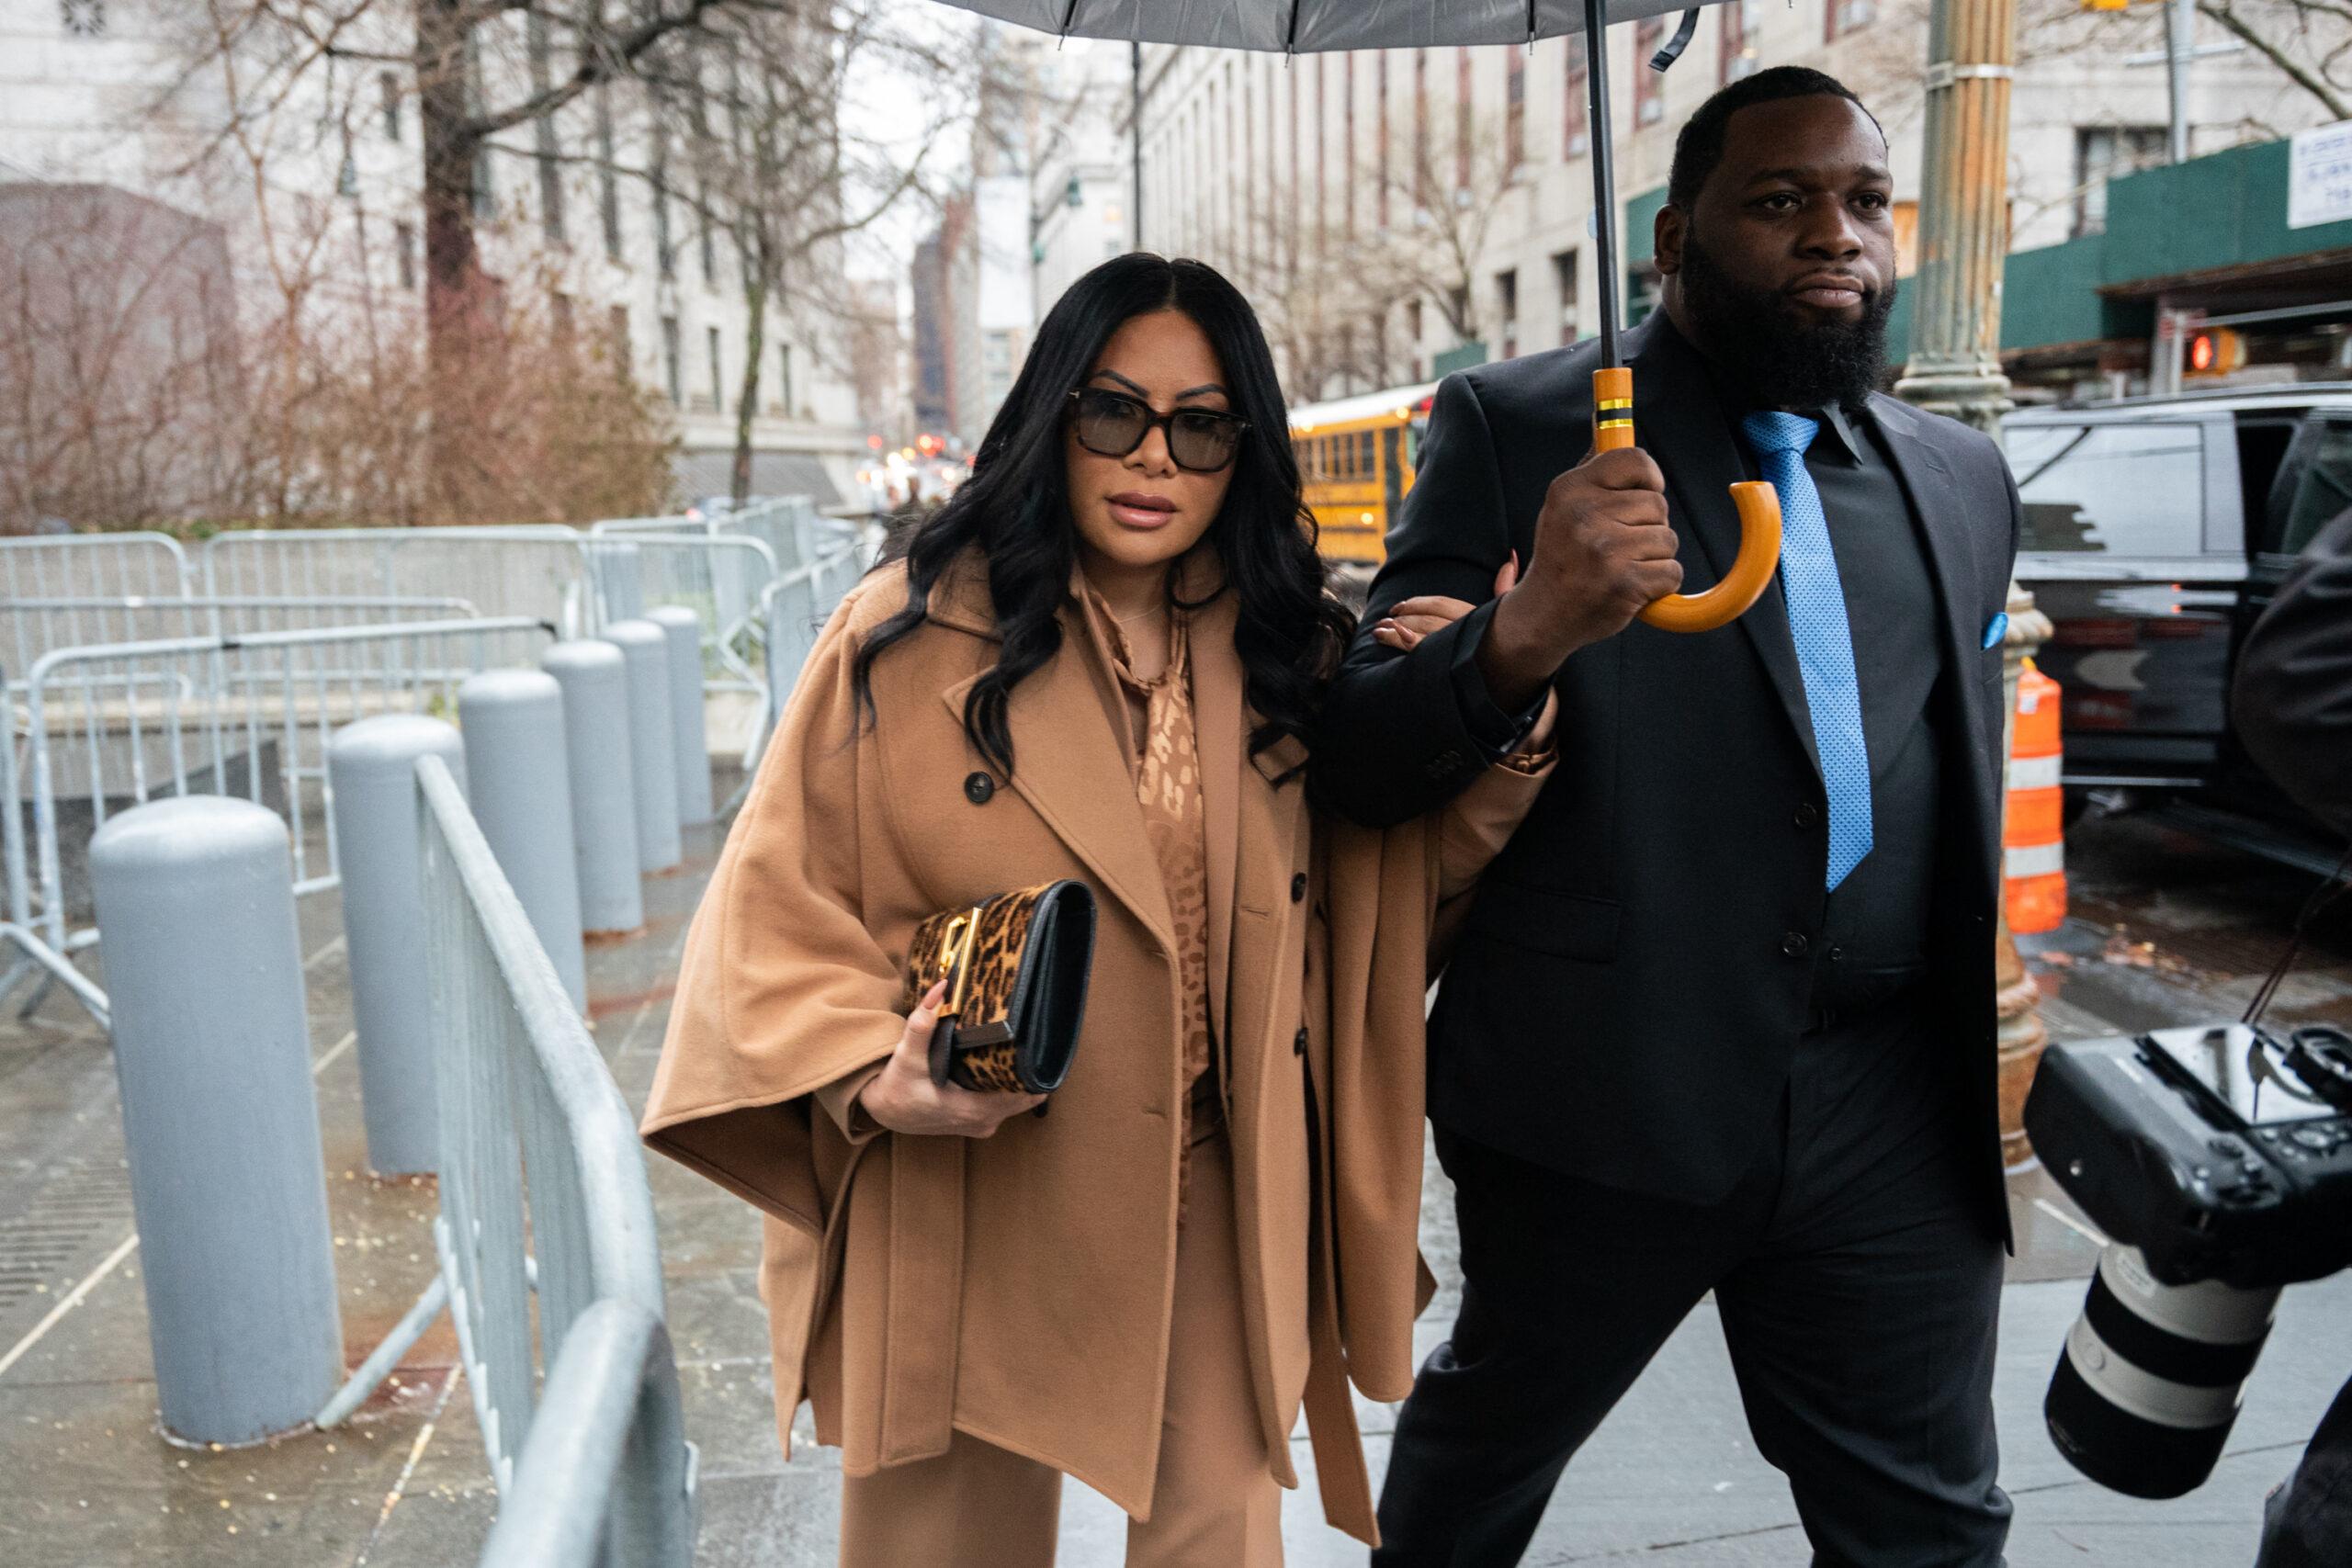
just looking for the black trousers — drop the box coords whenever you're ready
[1374,1000,2012,1567]
[2258,1377,2352,1568]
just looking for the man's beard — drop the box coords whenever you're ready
[1677,230,1896,413]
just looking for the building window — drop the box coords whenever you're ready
[380,72,401,141]
[1506,46,1525,172]
[1315,55,1327,256]
[1634,20,1667,125]
[58,0,103,37]
[551,291,574,349]
[528,14,564,244]
[707,325,723,410]
[336,136,358,197]
[1455,48,1473,195]
[466,30,492,218]
[779,343,794,416]
[698,186,716,285]
[662,315,683,405]
[1376,52,1391,229]
[653,153,675,279]
[1344,53,1356,234]
[1554,249,1579,344]
[1720,1,1761,85]
[597,93,622,261]
[1497,269,1519,359]
[609,305,632,379]
[1564,36,1589,159]
[394,220,417,289]
[1826,0,1877,39]
[2074,125,2167,237]
[537,131,566,243]
[1413,49,1430,209]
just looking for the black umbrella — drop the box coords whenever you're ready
[928,0,1781,633]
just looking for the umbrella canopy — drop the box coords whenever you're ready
[925,0,1781,634]
[932,0,1700,53]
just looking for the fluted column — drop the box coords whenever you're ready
[1895,0,2018,432]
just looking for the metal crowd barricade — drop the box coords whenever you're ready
[732,535,871,799]
[2,595,481,695]
[475,1300,691,1568]
[320,756,690,1566]
[0,532,194,602]
[201,526,605,638]
[620,535,780,692]
[0,617,554,1022]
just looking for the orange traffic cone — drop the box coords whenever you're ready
[2005,660,2067,935]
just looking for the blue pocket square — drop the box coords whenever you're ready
[1982,613,2009,649]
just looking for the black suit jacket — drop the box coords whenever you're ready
[2234,506,2352,839]
[1311,316,2023,1241]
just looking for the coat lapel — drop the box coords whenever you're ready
[1869,395,2006,883]
[1630,320,1821,781]
[931,570,1176,950]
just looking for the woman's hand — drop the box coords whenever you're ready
[1371,554,1522,654]
[854,979,1047,1136]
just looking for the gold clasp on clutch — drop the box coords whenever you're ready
[933,906,984,1021]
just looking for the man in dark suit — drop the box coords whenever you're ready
[2237,507,2352,1568]
[1311,68,2018,1566]
[2236,506,2352,840]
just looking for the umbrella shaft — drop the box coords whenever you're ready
[1582,0,1623,370]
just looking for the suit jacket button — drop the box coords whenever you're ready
[1793,802,1821,829]
[1294,1027,1308,1055]
[964,772,994,805]
[1291,873,1307,903]
[1781,931,1810,958]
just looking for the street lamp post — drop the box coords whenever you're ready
[1894,0,2055,1165]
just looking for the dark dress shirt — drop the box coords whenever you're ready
[1793,401,1947,1012]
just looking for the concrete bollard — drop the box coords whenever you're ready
[329,715,466,1177]
[593,538,646,625]
[540,640,644,937]
[646,604,714,827]
[604,619,682,874]
[90,797,343,1445]
[458,671,588,1010]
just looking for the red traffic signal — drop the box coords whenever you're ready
[2186,328,2245,378]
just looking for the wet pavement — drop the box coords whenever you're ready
[0,798,2346,1566]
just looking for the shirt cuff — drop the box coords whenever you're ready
[1446,598,1549,756]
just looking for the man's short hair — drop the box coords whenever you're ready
[1666,66,1883,211]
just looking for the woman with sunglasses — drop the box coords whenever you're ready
[641,254,1552,1566]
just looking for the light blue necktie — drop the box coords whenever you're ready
[1742,412,1872,891]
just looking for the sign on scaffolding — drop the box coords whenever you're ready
[2289,119,2352,231]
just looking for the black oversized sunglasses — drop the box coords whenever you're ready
[1066,388,1249,473]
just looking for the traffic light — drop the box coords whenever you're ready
[2185,327,2245,378]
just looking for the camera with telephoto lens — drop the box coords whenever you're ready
[2024,1021,2352,1500]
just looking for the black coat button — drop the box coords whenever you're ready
[1291,873,1307,903]
[1826,944,1845,963]
[1294,1027,1309,1055]
[1793,802,1821,829]
[1781,931,1809,958]
[964,772,994,805]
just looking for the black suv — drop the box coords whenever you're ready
[2002,386,2352,870]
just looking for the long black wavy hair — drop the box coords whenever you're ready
[853,253,1351,782]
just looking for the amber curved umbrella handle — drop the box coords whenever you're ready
[1589,368,1783,635]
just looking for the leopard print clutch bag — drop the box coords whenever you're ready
[901,879,1098,1094]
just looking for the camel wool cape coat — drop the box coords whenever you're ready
[640,551,1542,1544]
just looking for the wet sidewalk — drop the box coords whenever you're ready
[1,806,2347,1565]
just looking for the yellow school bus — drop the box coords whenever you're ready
[1288,381,1437,568]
